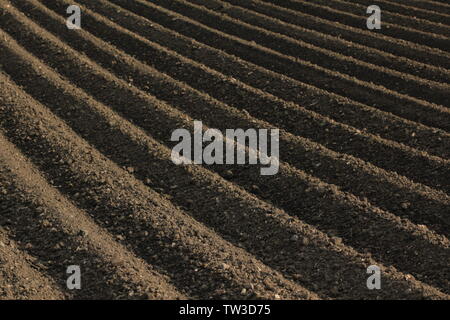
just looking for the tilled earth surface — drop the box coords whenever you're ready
[0,0,449,300]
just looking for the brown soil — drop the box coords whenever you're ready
[0,0,448,300]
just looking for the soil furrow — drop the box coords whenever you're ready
[266,0,449,51]
[1,0,448,300]
[1,29,449,299]
[5,0,447,230]
[0,54,433,301]
[0,230,65,300]
[207,0,450,84]
[99,0,450,160]
[301,0,450,36]
[139,0,450,109]
[0,12,449,294]
[98,0,450,132]
[180,0,449,107]
[30,0,450,191]
[255,0,450,69]
[5,0,450,234]
[0,128,185,300]
[0,55,315,300]
[31,0,448,225]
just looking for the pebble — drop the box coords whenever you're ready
[290,234,299,241]
[225,170,233,177]
[400,202,411,209]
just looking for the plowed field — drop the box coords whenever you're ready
[0,0,449,300]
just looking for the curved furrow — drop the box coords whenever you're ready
[1,27,449,300]
[341,0,450,26]
[135,0,450,110]
[6,0,450,233]
[3,49,442,301]
[92,0,450,132]
[180,0,449,107]
[301,0,450,36]
[255,0,450,69]
[206,0,450,84]
[97,0,450,161]
[56,0,450,208]
[265,0,450,51]
[1,12,449,295]
[28,0,450,192]
[0,64,316,301]
[0,129,185,300]
[0,230,65,300]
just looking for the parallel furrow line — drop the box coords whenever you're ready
[0,129,186,300]
[0,68,316,300]
[10,0,450,220]
[180,0,449,106]
[0,59,409,300]
[101,0,450,130]
[209,0,450,84]
[254,0,450,69]
[265,0,449,51]
[301,0,450,36]
[1,7,449,293]
[98,0,450,160]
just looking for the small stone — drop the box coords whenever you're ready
[290,234,299,241]
[400,202,410,209]
[224,170,233,177]
[241,288,247,295]
[274,294,281,300]
[126,167,135,173]
[292,273,302,280]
